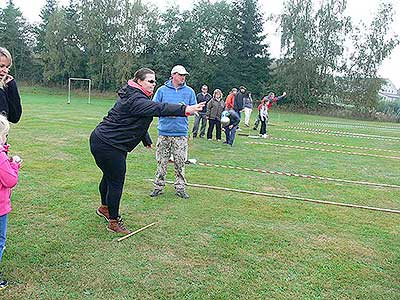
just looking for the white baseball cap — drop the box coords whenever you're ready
[171,65,189,75]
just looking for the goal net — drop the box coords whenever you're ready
[67,78,92,104]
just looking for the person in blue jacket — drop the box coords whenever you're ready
[150,65,197,199]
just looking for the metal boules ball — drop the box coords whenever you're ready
[221,116,230,127]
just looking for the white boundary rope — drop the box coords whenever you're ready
[155,180,400,215]
[246,141,400,160]
[313,120,400,130]
[197,162,400,189]
[249,136,400,154]
[284,126,400,140]
[276,128,400,141]
[297,122,400,131]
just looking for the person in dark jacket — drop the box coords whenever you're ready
[192,85,212,138]
[206,89,225,141]
[0,47,22,124]
[222,109,240,146]
[233,86,246,114]
[90,68,204,234]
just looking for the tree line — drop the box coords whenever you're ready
[0,0,398,113]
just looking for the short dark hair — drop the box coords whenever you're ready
[133,68,155,83]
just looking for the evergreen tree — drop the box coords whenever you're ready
[0,0,32,80]
[226,0,271,96]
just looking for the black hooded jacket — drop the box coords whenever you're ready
[0,79,22,123]
[94,85,186,152]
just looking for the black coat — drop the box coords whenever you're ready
[0,79,22,123]
[233,91,246,112]
[196,92,212,114]
[94,85,186,152]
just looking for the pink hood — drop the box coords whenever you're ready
[0,144,20,216]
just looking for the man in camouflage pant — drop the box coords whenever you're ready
[150,65,197,199]
[153,136,187,193]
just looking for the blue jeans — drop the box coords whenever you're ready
[224,125,238,145]
[0,214,8,263]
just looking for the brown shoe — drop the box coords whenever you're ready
[107,217,131,235]
[96,205,110,222]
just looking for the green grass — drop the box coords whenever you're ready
[1,86,399,299]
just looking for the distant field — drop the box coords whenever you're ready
[2,86,399,299]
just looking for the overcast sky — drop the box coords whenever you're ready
[2,0,400,89]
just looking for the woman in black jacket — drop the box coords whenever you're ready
[0,47,22,124]
[90,68,204,234]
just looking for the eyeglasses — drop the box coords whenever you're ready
[145,80,157,84]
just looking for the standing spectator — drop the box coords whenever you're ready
[243,92,253,127]
[90,67,204,234]
[225,87,237,110]
[234,86,246,129]
[151,65,197,199]
[222,109,240,146]
[0,47,22,124]
[192,85,212,138]
[0,115,22,290]
[206,89,225,141]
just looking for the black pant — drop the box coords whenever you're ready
[207,119,222,140]
[90,131,127,220]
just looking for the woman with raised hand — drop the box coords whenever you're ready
[90,68,204,235]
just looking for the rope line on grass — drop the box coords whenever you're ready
[246,141,400,160]
[297,122,400,131]
[260,136,400,154]
[197,162,400,189]
[313,120,400,130]
[150,179,400,215]
[284,126,400,140]
[276,128,399,141]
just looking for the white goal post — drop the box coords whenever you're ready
[67,77,92,104]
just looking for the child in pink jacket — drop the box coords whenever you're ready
[0,115,21,290]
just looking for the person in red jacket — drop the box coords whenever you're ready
[0,115,22,290]
[253,91,286,131]
[225,87,237,110]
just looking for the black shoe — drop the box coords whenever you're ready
[0,279,8,290]
[150,189,164,197]
[176,190,189,199]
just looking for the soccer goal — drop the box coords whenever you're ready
[67,77,92,104]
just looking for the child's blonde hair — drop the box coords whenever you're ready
[0,114,10,141]
[0,47,12,89]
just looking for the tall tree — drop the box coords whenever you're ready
[80,0,124,91]
[279,0,318,109]
[226,0,272,96]
[42,2,86,85]
[0,0,32,80]
[343,1,399,111]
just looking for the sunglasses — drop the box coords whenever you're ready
[145,80,157,84]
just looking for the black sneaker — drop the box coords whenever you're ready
[0,279,8,290]
[176,190,189,199]
[150,189,164,197]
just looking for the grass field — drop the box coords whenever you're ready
[1,86,399,299]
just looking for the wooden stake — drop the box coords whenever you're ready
[117,222,158,242]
